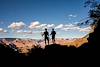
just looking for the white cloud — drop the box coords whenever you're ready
[32,30,44,33]
[79,26,92,32]
[55,24,78,30]
[16,30,44,34]
[8,21,25,30]
[47,24,55,28]
[0,28,7,33]
[68,14,77,17]
[55,24,64,29]
[59,24,80,31]
[62,24,92,32]
[35,24,47,29]
[16,30,32,34]
[29,21,40,29]
[39,24,47,27]
[29,22,55,30]
[39,24,47,29]
[65,24,76,27]
[62,26,80,31]
[41,24,55,30]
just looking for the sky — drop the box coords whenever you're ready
[0,0,92,39]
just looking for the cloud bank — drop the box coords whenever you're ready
[29,21,40,29]
[7,21,92,35]
[8,21,25,30]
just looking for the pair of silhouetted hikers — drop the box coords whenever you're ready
[42,28,56,45]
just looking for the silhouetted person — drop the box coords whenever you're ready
[50,28,56,44]
[42,28,49,45]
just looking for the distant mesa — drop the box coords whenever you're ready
[0,37,88,54]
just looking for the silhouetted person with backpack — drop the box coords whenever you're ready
[50,28,56,44]
[42,28,49,45]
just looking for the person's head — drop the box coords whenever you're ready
[52,28,54,31]
[45,28,47,31]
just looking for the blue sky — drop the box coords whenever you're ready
[0,0,92,39]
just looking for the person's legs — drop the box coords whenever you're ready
[47,37,49,45]
[45,38,46,45]
[52,36,55,44]
[54,37,55,43]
